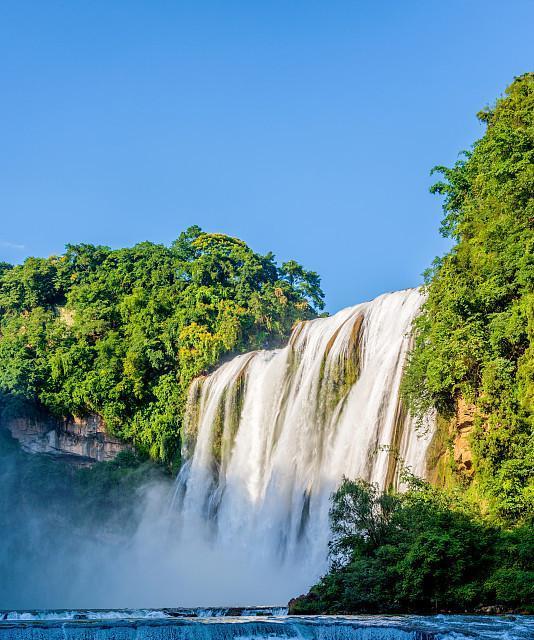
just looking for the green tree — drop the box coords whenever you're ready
[402,73,534,522]
[290,478,534,614]
[328,477,399,564]
[0,227,324,466]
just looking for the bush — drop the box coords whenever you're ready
[290,478,534,614]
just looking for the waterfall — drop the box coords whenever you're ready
[173,289,434,603]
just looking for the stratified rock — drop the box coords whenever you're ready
[3,413,129,465]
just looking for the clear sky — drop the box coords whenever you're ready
[1,1,532,312]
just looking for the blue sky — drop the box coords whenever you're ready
[1,1,532,312]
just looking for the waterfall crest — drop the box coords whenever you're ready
[174,289,434,602]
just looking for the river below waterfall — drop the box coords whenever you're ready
[0,610,531,640]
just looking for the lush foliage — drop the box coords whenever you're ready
[0,227,324,465]
[290,478,533,614]
[402,73,534,522]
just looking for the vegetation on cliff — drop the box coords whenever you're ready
[290,477,533,614]
[403,72,533,523]
[0,227,323,465]
[404,74,534,521]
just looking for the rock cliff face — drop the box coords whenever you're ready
[453,399,475,478]
[4,413,128,465]
[426,397,475,487]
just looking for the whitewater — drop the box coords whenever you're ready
[171,288,434,603]
[1,610,532,640]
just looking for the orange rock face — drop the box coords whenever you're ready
[453,398,475,478]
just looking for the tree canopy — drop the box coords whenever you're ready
[0,226,324,465]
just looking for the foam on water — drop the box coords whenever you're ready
[0,614,531,640]
[0,608,288,621]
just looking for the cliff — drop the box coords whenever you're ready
[425,397,475,489]
[3,413,129,465]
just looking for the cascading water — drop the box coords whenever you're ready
[2,614,533,640]
[172,289,434,603]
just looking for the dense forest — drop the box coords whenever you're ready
[291,74,533,614]
[403,72,533,524]
[0,227,323,466]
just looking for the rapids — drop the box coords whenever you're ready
[0,612,531,640]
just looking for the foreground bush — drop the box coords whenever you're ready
[290,477,534,614]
